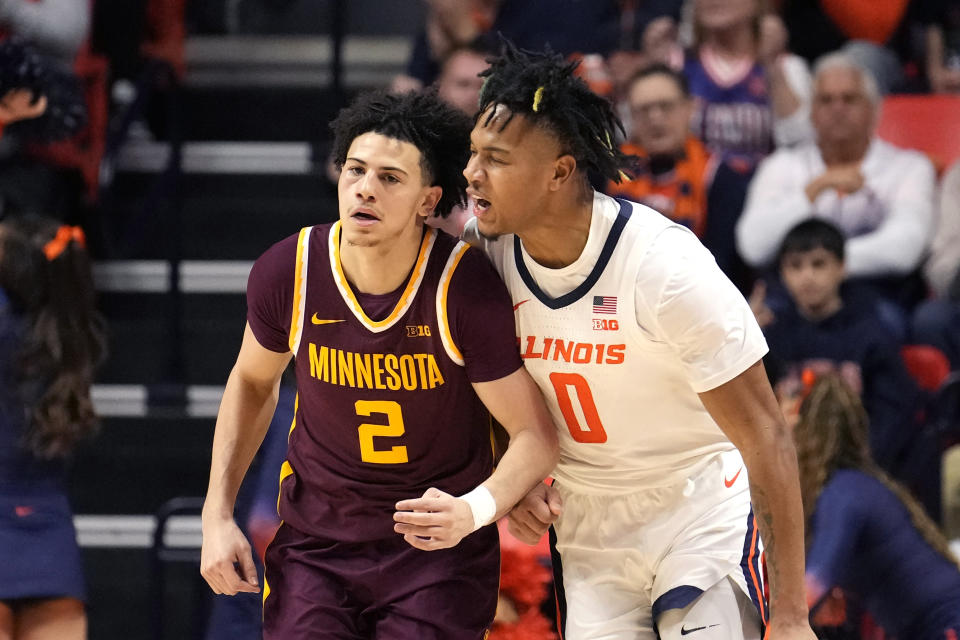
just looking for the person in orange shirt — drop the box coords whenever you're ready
[607,63,751,288]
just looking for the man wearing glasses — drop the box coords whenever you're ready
[607,64,750,287]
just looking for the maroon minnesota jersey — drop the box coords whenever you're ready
[246,222,522,542]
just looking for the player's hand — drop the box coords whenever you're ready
[507,482,562,545]
[200,514,260,595]
[394,487,475,551]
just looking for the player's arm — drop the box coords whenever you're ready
[200,323,291,595]
[393,366,559,551]
[698,360,815,639]
[472,367,560,518]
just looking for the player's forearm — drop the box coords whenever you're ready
[743,430,809,624]
[482,423,559,522]
[203,368,280,520]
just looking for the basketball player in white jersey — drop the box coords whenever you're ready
[459,43,816,640]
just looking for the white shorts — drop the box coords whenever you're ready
[549,450,766,640]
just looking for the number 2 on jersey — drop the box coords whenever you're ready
[355,400,408,464]
[548,372,607,443]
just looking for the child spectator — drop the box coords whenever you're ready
[738,54,936,334]
[753,219,919,473]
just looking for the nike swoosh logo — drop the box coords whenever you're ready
[311,314,345,325]
[513,299,531,311]
[681,624,719,635]
[724,467,742,488]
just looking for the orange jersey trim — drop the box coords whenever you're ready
[747,523,767,626]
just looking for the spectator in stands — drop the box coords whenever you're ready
[780,0,923,94]
[424,45,490,238]
[737,53,936,327]
[605,0,684,98]
[0,0,92,220]
[684,0,813,171]
[753,219,919,474]
[436,44,488,118]
[606,63,750,286]
[93,0,186,88]
[0,216,105,640]
[913,159,960,369]
[0,0,90,65]
[922,0,960,93]
[394,0,619,91]
[793,374,960,638]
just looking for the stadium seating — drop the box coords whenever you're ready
[876,95,960,173]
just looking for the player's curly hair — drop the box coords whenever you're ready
[476,40,637,188]
[795,374,958,567]
[330,90,472,217]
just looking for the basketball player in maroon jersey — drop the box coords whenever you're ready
[199,90,559,639]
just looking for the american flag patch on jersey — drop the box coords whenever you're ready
[592,296,617,314]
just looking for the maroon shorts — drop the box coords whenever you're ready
[262,521,499,639]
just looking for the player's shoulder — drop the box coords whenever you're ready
[612,194,709,265]
[446,236,504,290]
[249,224,332,292]
[261,229,300,258]
[256,223,332,264]
[429,226,468,258]
[610,193,677,237]
[461,216,512,275]
[250,230,300,281]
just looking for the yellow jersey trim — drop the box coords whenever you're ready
[436,241,469,366]
[274,394,299,513]
[328,221,435,333]
[288,226,313,354]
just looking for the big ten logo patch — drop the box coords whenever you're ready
[406,325,432,337]
[592,318,619,331]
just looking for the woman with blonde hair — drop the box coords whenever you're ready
[795,373,960,638]
[0,215,106,640]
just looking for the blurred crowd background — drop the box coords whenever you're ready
[0,1,959,638]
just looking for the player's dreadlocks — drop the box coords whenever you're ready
[477,40,637,187]
[330,90,472,217]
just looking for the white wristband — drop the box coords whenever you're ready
[459,485,497,531]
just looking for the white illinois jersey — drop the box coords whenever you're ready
[464,192,768,494]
